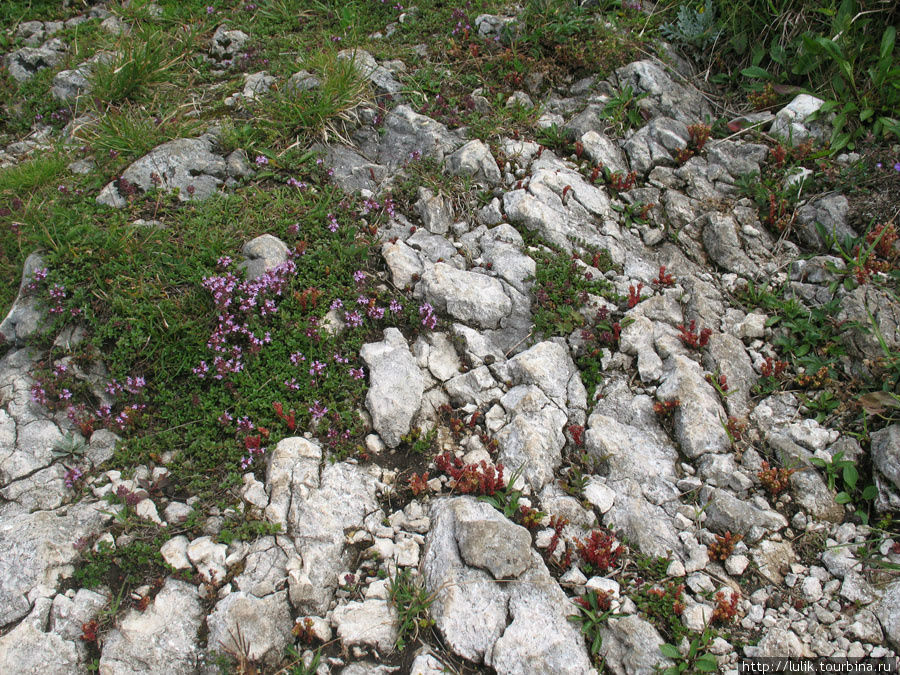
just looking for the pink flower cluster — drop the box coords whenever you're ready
[194,260,296,380]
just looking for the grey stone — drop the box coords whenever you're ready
[580,130,628,174]
[657,355,731,458]
[263,436,321,529]
[876,581,900,650]
[381,240,423,290]
[603,478,682,560]
[480,239,536,295]
[210,25,250,60]
[837,285,900,367]
[332,599,399,654]
[848,609,883,644]
[100,579,204,674]
[795,194,855,250]
[414,188,453,235]
[488,553,594,674]
[475,14,517,38]
[360,328,424,448]
[317,143,386,194]
[452,498,533,579]
[599,614,671,675]
[0,598,82,674]
[206,591,292,667]
[614,59,709,123]
[233,536,299,598]
[872,425,900,493]
[444,366,503,408]
[186,536,226,583]
[286,70,321,94]
[585,409,677,485]
[703,488,787,539]
[423,499,509,662]
[703,212,758,275]
[50,589,107,642]
[702,332,756,419]
[337,48,402,96]
[749,626,815,657]
[0,252,47,346]
[420,263,511,329]
[376,105,461,169]
[766,433,844,523]
[770,94,827,145]
[619,316,663,383]
[160,536,191,571]
[100,15,129,36]
[51,67,90,102]
[1,464,67,513]
[0,501,109,627]
[496,385,567,491]
[751,540,795,584]
[506,341,577,411]
[239,234,289,280]
[623,117,689,175]
[241,71,274,99]
[4,38,67,82]
[285,461,379,614]
[451,324,505,367]
[97,134,226,207]
[225,149,252,178]
[706,141,768,180]
[445,140,501,185]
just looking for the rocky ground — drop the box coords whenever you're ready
[1,1,900,674]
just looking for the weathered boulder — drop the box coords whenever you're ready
[97,133,227,207]
[100,579,204,674]
[420,263,512,330]
[206,591,292,667]
[360,327,424,448]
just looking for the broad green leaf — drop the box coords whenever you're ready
[860,108,874,122]
[842,463,858,489]
[862,485,878,501]
[831,131,851,150]
[741,66,772,80]
[835,491,853,504]
[769,42,787,66]
[881,26,896,61]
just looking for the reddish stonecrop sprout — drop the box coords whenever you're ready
[575,530,624,573]
[628,282,645,308]
[708,531,743,562]
[434,452,505,496]
[678,320,712,349]
[654,266,675,286]
[758,461,796,496]
[760,356,789,378]
[408,472,430,496]
[711,590,740,624]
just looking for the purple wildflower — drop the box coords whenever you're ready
[309,400,328,419]
[64,466,83,488]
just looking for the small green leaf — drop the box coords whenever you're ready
[862,485,878,501]
[660,643,681,659]
[696,654,719,672]
[769,42,787,66]
[835,491,853,504]
[860,108,874,122]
